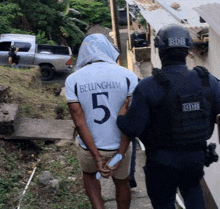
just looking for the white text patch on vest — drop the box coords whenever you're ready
[182,102,200,112]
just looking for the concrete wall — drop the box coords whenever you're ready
[126,40,153,79]
[186,30,220,208]
[127,41,135,72]
[203,28,220,209]
[127,45,144,79]
[207,28,220,78]
[186,49,209,70]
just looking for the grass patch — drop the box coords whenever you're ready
[0,66,92,208]
[0,66,70,119]
[0,133,92,209]
[19,144,92,209]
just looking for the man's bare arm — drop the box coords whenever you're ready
[104,97,132,173]
[68,102,111,176]
[68,102,102,161]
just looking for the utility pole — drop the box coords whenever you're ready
[127,2,131,50]
[109,0,122,65]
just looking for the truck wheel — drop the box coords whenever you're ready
[40,65,55,81]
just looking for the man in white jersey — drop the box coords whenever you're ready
[65,33,138,209]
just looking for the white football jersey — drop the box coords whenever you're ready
[65,62,138,150]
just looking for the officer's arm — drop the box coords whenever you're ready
[68,103,102,161]
[117,86,150,137]
[118,97,131,116]
[117,97,132,156]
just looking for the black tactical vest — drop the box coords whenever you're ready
[142,66,215,151]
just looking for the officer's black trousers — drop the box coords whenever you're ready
[144,160,206,209]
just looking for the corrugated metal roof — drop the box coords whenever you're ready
[126,0,218,38]
[193,2,220,36]
[155,0,218,27]
[138,7,181,33]
[132,0,161,11]
[126,0,135,5]
[128,0,181,32]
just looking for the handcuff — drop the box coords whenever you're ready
[96,153,123,179]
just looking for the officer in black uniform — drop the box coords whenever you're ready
[117,24,220,209]
[8,45,19,68]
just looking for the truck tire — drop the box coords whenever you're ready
[40,65,55,81]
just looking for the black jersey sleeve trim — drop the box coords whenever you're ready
[126,77,130,92]
[74,83,78,97]
[67,100,79,104]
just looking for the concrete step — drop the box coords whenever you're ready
[0,103,20,134]
[0,117,75,141]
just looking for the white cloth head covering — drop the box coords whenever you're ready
[74,33,120,71]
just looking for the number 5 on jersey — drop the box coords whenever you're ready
[92,92,110,124]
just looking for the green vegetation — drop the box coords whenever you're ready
[0,0,112,51]
[137,13,147,27]
[95,0,126,8]
[116,0,126,8]
[70,0,111,28]
[20,144,91,209]
[0,66,92,208]
[0,66,70,119]
[0,139,92,209]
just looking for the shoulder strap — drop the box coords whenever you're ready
[152,68,170,95]
[193,66,210,87]
[152,68,169,83]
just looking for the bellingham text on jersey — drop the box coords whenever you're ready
[79,81,121,93]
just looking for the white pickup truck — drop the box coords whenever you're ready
[0,34,73,80]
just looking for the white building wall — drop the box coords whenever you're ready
[187,27,220,208]
[186,49,210,70]
[207,28,220,78]
[204,28,220,209]
[186,28,220,78]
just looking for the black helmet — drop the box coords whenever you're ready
[154,24,193,51]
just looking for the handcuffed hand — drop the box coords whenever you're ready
[104,161,121,172]
[103,153,123,175]
[95,157,112,179]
